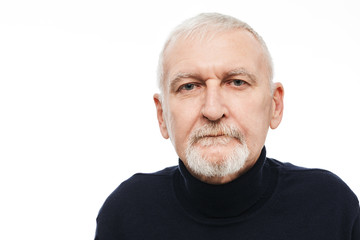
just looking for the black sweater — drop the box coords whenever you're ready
[95,148,359,239]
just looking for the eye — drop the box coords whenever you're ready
[179,83,196,91]
[231,79,246,86]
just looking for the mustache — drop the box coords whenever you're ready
[188,123,245,145]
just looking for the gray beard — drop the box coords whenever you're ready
[185,142,249,178]
[184,123,249,178]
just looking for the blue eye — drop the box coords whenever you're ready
[232,80,245,86]
[182,83,195,90]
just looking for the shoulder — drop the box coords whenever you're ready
[270,158,348,184]
[116,165,177,191]
[267,158,359,213]
[97,165,178,215]
[95,166,178,237]
[267,158,357,196]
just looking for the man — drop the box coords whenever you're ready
[95,13,359,239]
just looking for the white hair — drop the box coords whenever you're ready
[157,12,274,94]
[184,122,250,177]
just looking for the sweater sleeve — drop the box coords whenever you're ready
[352,207,360,240]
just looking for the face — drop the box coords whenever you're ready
[154,29,284,183]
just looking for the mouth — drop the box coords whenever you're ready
[196,133,227,140]
[206,134,225,137]
[195,135,233,147]
[188,123,245,147]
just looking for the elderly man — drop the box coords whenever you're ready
[95,13,359,239]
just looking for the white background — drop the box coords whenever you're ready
[0,0,359,239]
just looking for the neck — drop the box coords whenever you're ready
[175,147,274,218]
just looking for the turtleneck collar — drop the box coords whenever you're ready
[173,147,274,220]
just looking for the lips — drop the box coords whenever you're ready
[187,123,245,147]
[195,135,232,146]
[206,134,225,137]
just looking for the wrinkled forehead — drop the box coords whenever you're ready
[161,29,270,92]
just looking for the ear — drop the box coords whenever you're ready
[270,82,284,129]
[153,93,169,139]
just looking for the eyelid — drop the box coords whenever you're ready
[177,82,201,92]
[225,79,248,85]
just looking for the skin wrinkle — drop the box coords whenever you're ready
[154,27,284,184]
[168,67,258,94]
[157,14,275,94]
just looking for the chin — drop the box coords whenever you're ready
[199,150,232,164]
[185,143,250,178]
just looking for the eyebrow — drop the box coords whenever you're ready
[168,68,257,92]
[226,68,257,84]
[168,72,202,92]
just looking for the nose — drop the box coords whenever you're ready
[201,82,227,122]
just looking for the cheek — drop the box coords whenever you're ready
[167,101,198,149]
[231,95,272,139]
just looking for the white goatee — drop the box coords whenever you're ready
[185,123,249,178]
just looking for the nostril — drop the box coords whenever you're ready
[201,86,227,121]
[203,113,226,122]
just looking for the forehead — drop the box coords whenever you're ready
[163,29,268,89]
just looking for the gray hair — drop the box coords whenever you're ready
[157,12,274,94]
